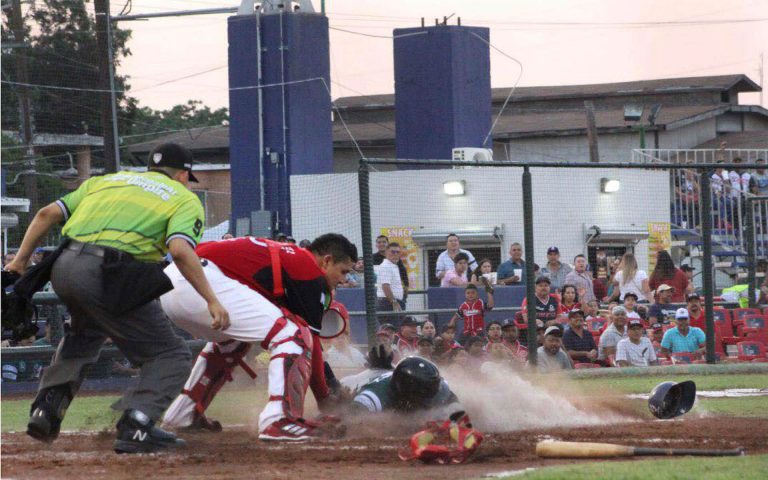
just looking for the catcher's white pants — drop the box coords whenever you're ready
[160,260,303,432]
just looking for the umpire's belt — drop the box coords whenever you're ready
[67,240,134,262]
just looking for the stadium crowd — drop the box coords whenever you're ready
[343,232,768,372]
[4,228,768,382]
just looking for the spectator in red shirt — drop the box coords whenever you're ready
[483,321,504,351]
[521,276,560,326]
[392,316,419,360]
[500,319,528,362]
[438,324,462,349]
[557,284,581,316]
[448,283,494,343]
[686,294,705,330]
[649,250,689,303]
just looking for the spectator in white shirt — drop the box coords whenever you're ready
[615,318,658,367]
[598,306,629,361]
[435,233,477,281]
[375,242,405,312]
[606,252,652,302]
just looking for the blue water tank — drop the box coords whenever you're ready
[393,25,491,161]
[228,12,332,235]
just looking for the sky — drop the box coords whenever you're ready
[115,0,768,111]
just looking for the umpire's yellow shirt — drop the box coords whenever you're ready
[56,170,204,263]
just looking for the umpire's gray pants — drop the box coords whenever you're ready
[38,248,191,420]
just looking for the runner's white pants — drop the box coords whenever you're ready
[159,260,304,432]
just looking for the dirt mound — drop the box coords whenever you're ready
[3,417,766,480]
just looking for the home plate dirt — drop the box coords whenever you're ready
[3,417,766,480]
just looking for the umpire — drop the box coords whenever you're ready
[4,143,229,454]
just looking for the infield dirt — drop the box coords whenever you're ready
[3,417,766,479]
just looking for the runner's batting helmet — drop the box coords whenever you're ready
[648,380,696,419]
[391,357,441,406]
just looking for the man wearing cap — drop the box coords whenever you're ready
[562,310,598,363]
[540,247,572,293]
[534,326,572,372]
[648,284,678,325]
[615,319,659,367]
[598,306,629,361]
[622,292,642,321]
[520,276,560,326]
[5,143,228,453]
[392,316,420,360]
[685,294,706,330]
[500,319,528,362]
[661,308,706,355]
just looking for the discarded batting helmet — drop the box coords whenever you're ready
[648,380,696,419]
[391,357,441,407]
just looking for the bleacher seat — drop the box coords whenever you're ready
[732,308,762,331]
[736,341,766,362]
[741,315,768,344]
[586,318,606,334]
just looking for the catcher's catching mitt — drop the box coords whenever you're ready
[398,412,483,465]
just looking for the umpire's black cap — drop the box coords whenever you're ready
[148,143,199,182]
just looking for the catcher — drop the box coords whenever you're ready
[160,234,355,441]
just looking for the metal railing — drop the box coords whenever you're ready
[637,148,768,262]
[632,148,768,164]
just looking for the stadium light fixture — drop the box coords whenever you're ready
[601,178,621,193]
[443,180,466,196]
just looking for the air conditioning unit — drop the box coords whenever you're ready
[452,147,493,163]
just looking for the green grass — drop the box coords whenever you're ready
[1,387,271,433]
[697,397,768,417]
[573,373,767,394]
[498,454,768,480]
[3,373,765,432]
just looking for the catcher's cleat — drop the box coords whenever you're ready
[114,410,187,454]
[183,413,223,433]
[258,418,325,442]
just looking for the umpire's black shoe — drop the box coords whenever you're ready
[27,386,72,444]
[113,409,187,454]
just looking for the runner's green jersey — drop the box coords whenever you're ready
[352,371,458,413]
[56,171,204,262]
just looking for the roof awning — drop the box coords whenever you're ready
[584,225,649,245]
[411,226,503,246]
[1,197,30,213]
[1,212,19,229]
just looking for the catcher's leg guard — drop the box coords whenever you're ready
[258,320,313,432]
[162,340,255,428]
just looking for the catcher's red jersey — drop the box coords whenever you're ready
[195,237,330,332]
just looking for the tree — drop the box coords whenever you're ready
[1,0,137,137]
[122,100,229,145]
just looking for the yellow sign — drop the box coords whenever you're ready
[647,222,672,273]
[381,227,421,289]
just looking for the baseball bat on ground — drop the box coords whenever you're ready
[536,441,745,458]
